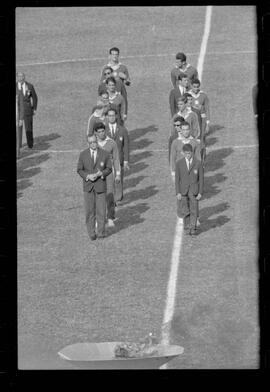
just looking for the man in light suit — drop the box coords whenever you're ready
[16,72,38,149]
[175,143,203,235]
[105,108,130,204]
[77,134,112,240]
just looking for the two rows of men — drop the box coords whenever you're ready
[77,49,208,240]
[77,47,131,240]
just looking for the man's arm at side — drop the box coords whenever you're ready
[77,152,89,180]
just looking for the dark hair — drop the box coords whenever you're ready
[107,107,117,115]
[103,66,113,73]
[182,143,193,152]
[178,73,188,81]
[106,76,116,85]
[181,121,190,128]
[99,91,109,98]
[109,47,120,54]
[192,78,201,86]
[183,92,192,99]
[173,116,185,123]
[94,122,105,132]
[176,52,186,61]
[177,96,187,104]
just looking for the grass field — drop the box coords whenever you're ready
[16,6,258,369]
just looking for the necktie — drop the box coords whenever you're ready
[91,151,95,163]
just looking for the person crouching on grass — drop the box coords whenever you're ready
[175,143,203,236]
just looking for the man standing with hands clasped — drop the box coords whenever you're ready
[16,71,38,149]
[175,143,203,236]
[77,134,112,241]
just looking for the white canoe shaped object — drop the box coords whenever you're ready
[58,342,184,369]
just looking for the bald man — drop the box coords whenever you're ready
[16,72,38,149]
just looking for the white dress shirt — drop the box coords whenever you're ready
[185,157,192,170]
[109,123,116,137]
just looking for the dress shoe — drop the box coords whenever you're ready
[90,234,97,241]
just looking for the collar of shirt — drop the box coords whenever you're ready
[110,123,116,132]
[177,109,188,118]
[107,62,122,70]
[98,136,110,147]
[185,157,192,166]
[180,63,191,72]
[108,92,119,101]
[190,91,201,98]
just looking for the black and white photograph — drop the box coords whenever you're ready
[15,5,259,370]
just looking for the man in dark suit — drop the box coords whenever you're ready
[169,73,189,117]
[77,134,112,240]
[16,72,38,149]
[105,108,130,204]
[175,143,204,235]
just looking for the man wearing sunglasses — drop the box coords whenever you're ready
[98,66,128,118]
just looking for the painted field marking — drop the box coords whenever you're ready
[16,50,255,67]
[160,5,213,369]
[18,144,258,156]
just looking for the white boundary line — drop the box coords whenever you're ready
[160,5,213,369]
[18,144,258,156]
[16,50,255,68]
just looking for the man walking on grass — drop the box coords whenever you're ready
[77,134,112,240]
[94,122,121,228]
[175,143,203,236]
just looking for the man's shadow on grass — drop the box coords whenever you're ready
[107,125,159,235]
[199,202,230,233]
[204,147,233,173]
[124,125,158,178]
[205,124,224,148]
[203,172,228,200]
[17,133,61,199]
[107,185,159,236]
[129,124,158,146]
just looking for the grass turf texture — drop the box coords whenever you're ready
[16,6,258,369]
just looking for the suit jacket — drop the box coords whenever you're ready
[77,147,112,193]
[16,81,38,117]
[105,123,129,165]
[175,156,203,196]
[169,85,185,117]
[191,107,202,133]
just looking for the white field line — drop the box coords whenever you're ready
[160,5,213,369]
[197,6,213,81]
[20,144,258,156]
[16,50,255,67]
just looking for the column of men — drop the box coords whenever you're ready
[169,52,210,236]
[77,47,130,241]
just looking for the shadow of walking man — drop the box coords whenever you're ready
[17,133,61,198]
